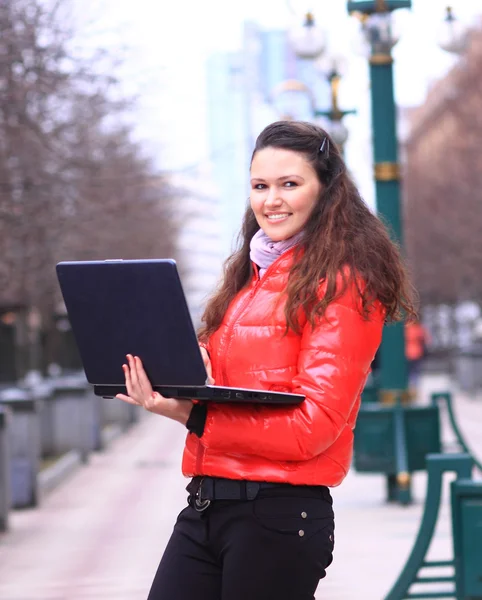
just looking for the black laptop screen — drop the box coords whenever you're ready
[56,260,207,387]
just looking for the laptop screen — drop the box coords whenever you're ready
[56,259,208,387]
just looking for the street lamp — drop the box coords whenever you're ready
[288,12,327,59]
[284,0,467,505]
[346,2,467,397]
[346,0,412,505]
[348,1,471,506]
[270,71,354,155]
[286,3,465,383]
[314,57,356,154]
[437,6,468,54]
[346,0,411,406]
[285,11,355,152]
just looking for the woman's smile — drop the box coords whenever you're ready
[265,212,292,223]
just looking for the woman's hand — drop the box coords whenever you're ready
[116,354,193,426]
[200,346,215,385]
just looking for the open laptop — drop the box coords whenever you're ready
[56,259,304,405]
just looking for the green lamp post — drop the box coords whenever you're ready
[345,0,424,505]
[314,62,356,157]
[347,0,411,401]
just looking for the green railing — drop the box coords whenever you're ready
[385,454,473,600]
[431,392,482,472]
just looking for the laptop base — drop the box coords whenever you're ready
[93,385,304,405]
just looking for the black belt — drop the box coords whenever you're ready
[186,476,285,512]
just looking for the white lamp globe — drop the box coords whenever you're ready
[329,120,349,146]
[289,13,326,60]
[437,7,468,55]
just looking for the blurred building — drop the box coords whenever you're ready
[402,23,482,347]
[204,22,331,254]
[169,168,224,328]
[205,51,249,255]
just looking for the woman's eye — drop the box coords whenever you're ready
[254,184,266,190]
[284,181,297,188]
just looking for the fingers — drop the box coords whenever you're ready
[135,356,153,394]
[117,355,186,420]
[116,393,141,406]
[127,354,139,389]
[123,363,133,396]
[121,355,154,408]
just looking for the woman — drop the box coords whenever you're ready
[117,121,416,600]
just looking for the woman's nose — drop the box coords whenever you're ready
[265,187,283,207]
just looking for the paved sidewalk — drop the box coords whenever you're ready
[0,373,480,600]
[0,416,188,600]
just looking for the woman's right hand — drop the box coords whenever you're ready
[200,346,215,385]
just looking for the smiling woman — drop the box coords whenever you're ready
[117,120,417,600]
[250,147,321,241]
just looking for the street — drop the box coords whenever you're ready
[0,374,481,600]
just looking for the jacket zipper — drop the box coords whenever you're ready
[195,249,295,475]
[220,282,258,387]
[196,290,261,474]
[219,250,295,386]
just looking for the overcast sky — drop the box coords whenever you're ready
[73,0,481,181]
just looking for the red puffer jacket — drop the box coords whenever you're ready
[182,249,384,487]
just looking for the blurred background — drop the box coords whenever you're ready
[1,3,482,598]
[0,0,481,386]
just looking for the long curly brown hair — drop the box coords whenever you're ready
[199,120,416,340]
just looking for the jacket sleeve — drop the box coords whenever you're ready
[198,296,384,462]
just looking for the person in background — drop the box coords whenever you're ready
[405,319,431,390]
[116,121,416,600]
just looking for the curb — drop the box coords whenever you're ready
[38,449,82,497]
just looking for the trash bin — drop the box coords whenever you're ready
[101,395,137,432]
[0,406,10,530]
[0,388,40,508]
[451,479,482,599]
[35,374,100,462]
[33,380,55,459]
[454,345,482,393]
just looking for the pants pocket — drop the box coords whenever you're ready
[252,495,334,542]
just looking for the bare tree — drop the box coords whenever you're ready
[0,0,179,376]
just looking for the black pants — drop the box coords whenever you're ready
[147,484,335,600]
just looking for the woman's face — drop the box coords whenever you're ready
[250,147,322,242]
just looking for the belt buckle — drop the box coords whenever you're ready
[194,477,211,512]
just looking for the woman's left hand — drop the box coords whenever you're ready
[116,354,193,426]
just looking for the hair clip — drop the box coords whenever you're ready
[319,137,330,156]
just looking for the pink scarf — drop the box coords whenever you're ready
[250,229,304,278]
